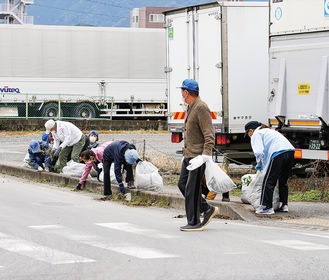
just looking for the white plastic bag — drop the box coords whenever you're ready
[62,160,86,177]
[97,163,116,182]
[242,171,280,210]
[135,161,163,192]
[23,152,33,168]
[204,161,236,194]
[241,173,257,204]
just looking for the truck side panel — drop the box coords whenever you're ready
[223,3,268,133]
[270,0,329,35]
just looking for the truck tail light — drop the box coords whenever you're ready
[216,134,230,145]
[171,133,182,143]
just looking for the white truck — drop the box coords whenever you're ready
[164,1,269,161]
[0,24,167,119]
[268,0,329,164]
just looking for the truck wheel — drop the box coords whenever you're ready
[42,103,63,118]
[74,103,96,119]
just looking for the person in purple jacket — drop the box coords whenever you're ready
[102,140,141,196]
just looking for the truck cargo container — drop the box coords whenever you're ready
[164,1,269,161]
[0,24,167,119]
[268,0,329,165]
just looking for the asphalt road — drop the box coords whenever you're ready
[1,175,329,280]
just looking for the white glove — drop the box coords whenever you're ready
[97,162,103,169]
[186,155,204,171]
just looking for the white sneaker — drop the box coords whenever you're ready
[277,205,289,212]
[256,206,274,215]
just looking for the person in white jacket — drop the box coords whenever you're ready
[45,119,86,171]
[245,121,295,215]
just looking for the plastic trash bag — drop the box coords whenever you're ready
[241,173,257,204]
[135,161,163,192]
[62,160,87,177]
[204,160,236,194]
[241,171,280,210]
[97,163,116,183]
[23,152,33,169]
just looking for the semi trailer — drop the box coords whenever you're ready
[0,24,167,119]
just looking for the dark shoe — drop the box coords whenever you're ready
[127,181,136,189]
[221,197,230,202]
[201,206,219,227]
[277,205,289,212]
[180,224,204,232]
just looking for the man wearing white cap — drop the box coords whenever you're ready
[44,119,86,171]
[102,140,141,196]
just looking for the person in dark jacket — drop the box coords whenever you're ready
[28,140,51,172]
[102,140,141,196]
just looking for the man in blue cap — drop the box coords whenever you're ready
[28,139,51,172]
[177,79,219,232]
[102,140,141,196]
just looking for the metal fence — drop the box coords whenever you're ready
[0,92,167,120]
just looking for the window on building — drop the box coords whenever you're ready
[133,15,139,23]
[149,14,164,23]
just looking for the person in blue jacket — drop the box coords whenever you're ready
[28,140,51,172]
[245,121,295,215]
[102,140,141,196]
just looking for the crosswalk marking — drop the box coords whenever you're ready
[263,240,329,250]
[95,222,179,239]
[295,232,329,240]
[0,232,96,264]
[30,224,178,259]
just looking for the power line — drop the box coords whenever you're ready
[33,4,129,20]
[83,0,131,10]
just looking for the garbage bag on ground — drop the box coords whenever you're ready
[97,163,116,183]
[135,161,163,192]
[241,171,280,210]
[23,152,33,169]
[62,160,90,178]
[204,160,236,194]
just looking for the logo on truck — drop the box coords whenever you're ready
[325,0,329,17]
[0,86,20,93]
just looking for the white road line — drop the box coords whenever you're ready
[95,222,179,239]
[263,240,329,250]
[295,232,329,240]
[30,224,178,259]
[0,232,96,264]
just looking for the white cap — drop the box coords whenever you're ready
[45,119,56,134]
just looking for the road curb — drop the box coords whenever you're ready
[0,163,255,222]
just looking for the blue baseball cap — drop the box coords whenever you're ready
[42,132,50,142]
[177,79,199,93]
[124,149,139,165]
[29,140,40,153]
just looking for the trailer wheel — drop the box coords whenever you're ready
[42,103,63,118]
[74,103,96,119]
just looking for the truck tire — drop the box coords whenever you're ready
[74,103,96,119]
[42,103,63,118]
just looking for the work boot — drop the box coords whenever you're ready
[205,191,217,200]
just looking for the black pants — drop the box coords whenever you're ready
[103,161,134,196]
[178,157,211,226]
[260,151,295,208]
